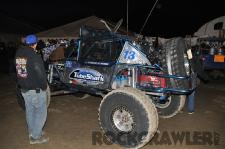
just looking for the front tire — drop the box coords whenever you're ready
[98,87,158,148]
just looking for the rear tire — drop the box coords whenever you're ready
[98,87,158,148]
[154,95,186,118]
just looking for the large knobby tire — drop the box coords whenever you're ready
[157,37,190,118]
[98,87,158,149]
[154,95,186,118]
[16,85,51,111]
[162,37,190,88]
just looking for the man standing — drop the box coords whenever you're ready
[15,34,49,144]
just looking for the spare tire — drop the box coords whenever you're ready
[162,37,191,88]
[156,37,190,118]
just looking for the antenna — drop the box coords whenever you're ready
[113,18,123,33]
[139,0,159,35]
[127,0,129,35]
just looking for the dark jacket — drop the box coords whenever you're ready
[15,45,47,90]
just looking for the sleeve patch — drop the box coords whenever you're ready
[16,57,28,78]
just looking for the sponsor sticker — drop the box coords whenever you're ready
[69,68,104,86]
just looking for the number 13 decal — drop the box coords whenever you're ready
[124,50,136,60]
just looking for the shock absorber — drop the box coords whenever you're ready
[127,67,137,88]
[47,64,53,84]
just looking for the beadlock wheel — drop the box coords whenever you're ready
[98,87,158,149]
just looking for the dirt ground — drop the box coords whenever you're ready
[0,74,225,149]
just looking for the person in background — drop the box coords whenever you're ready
[15,34,49,144]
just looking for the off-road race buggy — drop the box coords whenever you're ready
[17,26,197,148]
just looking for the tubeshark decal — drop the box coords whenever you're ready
[69,68,104,85]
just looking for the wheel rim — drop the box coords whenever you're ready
[155,97,171,108]
[183,53,190,76]
[112,106,135,132]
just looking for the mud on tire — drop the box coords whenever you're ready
[98,87,158,149]
[154,95,186,118]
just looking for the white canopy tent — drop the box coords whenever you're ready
[194,15,225,38]
[36,15,131,40]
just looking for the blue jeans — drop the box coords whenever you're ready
[22,89,47,139]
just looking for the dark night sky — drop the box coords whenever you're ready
[0,0,225,37]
